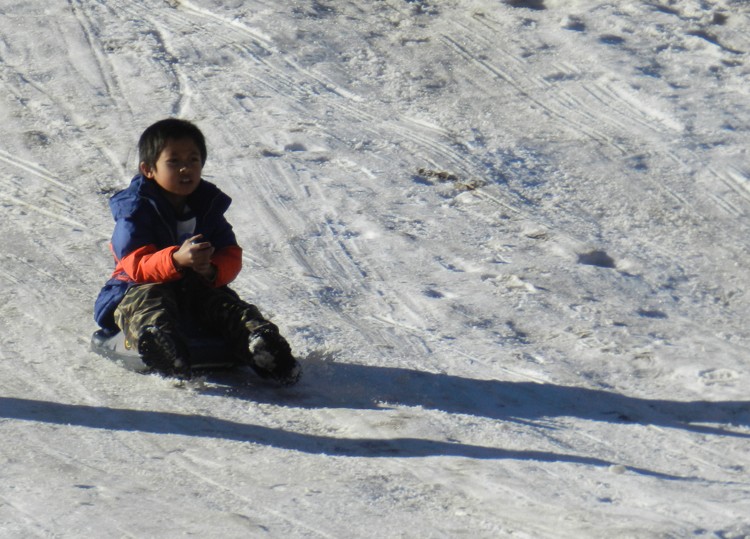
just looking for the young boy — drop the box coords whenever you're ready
[94,118,299,383]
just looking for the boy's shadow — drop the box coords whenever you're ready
[207,358,750,438]
[3,358,745,473]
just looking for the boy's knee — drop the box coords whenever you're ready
[115,283,181,334]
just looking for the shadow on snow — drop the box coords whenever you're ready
[0,395,690,480]
[212,359,750,440]
[2,360,746,480]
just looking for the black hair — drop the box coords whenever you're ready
[138,118,207,169]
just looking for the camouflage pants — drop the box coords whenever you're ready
[114,273,269,362]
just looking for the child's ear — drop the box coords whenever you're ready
[139,162,155,179]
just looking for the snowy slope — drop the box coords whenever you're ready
[1,0,749,537]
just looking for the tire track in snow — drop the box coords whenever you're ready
[582,77,684,135]
[438,11,716,261]
[66,0,135,119]
[458,11,728,233]
[0,184,89,233]
[709,165,750,216]
[7,252,72,287]
[141,0,368,119]
[174,0,367,105]
[391,116,477,177]
[144,18,194,117]
[0,190,86,229]
[439,34,624,156]
[0,495,55,538]
[171,0,274,48]
[454,13,685,154]
[0,149,78,195]
[90,1,196,117]
[283,212,438,357]
[0,7,130,193]
[123,0,477,178]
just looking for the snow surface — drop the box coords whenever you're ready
[1,0,749,537]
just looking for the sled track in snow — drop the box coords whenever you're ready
[0,149,77,195]
[0,148,98,232]
[449,14,687,157]
[67,0,135,119]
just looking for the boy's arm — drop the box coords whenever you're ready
[110,209,183,284]
[210,245,242,287]
[111,205,241,286]
[116,243,240,285]
[117,244,183,283]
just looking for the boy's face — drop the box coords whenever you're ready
[140,137,203,203]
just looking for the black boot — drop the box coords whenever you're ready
[138,326,192,378]
[246,325,301,385]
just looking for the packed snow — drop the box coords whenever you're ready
[1,0,749,537]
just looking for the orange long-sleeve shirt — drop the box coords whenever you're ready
[112,243,243,288]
